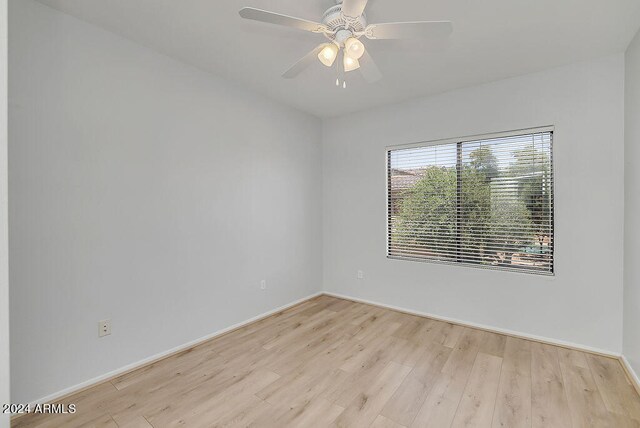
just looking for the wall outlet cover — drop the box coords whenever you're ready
[99,319,111,337]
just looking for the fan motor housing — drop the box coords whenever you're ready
[322,4,367,38]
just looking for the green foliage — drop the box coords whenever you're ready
[508,146,552,236]
[392,143,551,267]
[489,195,533,262]
[469,147,498,182]
[460,167,492,256]
[393,166,456,257]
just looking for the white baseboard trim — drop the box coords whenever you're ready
[17,289,636,418]
[620,355,640,396]
[21,291,323,409]
[322,291,620,359]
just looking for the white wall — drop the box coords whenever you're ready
[323,55,625,353]
[624,29,640,377]
[0,0,9,426]
[9,0,322,404]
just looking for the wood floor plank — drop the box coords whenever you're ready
[106,351,253,423]
[390,339,428,368]
[557,348,590,369]
[371,414,407,428]
[586,354,640,421]
[133,362,269,424]
[331,353,395,408]
[339,328,402,374]
[111,346,221,392]
[268,322,361,376]
[353,312,402,342]
[81,414,118,428]
[410,342,453,386]
[258,367,347,411]
[13,296,640,428]
[441,328,485,375]
[274,398,344,428]
[479,332,507,358]
[381,344,451,426]
[332,361,411,428]
[12,382,120,428]
[559,351,613,427]
[410,372,468,428]
[110,415,153,428]
[153,369,280,426]
[411,330,483,427]
[380,375,431,427]
[451,352,503,428]
[530,342,573,428]
[261,309,341,350]
[393,316,435,344]
[430,322,465,348]
[349,305,387,327]
[492,337,531,428]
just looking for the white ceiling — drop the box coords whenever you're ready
[36,0,640,118]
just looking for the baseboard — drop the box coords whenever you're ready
[322,292,640,393]
[620,355,640,397]
[14,289,638,422]
[13,291,323,418]
[322,291,620,359]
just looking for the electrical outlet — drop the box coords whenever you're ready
[357,270,364,279]
[260,279,267,290]
[98,319,111,337]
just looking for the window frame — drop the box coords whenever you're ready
[385,126,555,276]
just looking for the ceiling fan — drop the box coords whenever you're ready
[239,0,452,87]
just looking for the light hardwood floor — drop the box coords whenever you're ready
[13,295,640,427]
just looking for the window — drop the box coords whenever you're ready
[387,128,554,275]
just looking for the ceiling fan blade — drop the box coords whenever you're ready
[365,21,453,39]
[359,50,382,83]
[341,0,369,18]
[239,7,328,33]
[282,44,327,79]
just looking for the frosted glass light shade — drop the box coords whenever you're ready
[318,44,339,67]
[343,54,360,72]
[344,37,365,60]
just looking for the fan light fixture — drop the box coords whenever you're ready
[344,37,365,60]
[343,54,360,72]
[318,44,339,67]
[239,0,454,84]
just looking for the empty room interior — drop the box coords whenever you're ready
[4,0,640,426]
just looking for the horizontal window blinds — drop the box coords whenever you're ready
[387,130,554,275]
